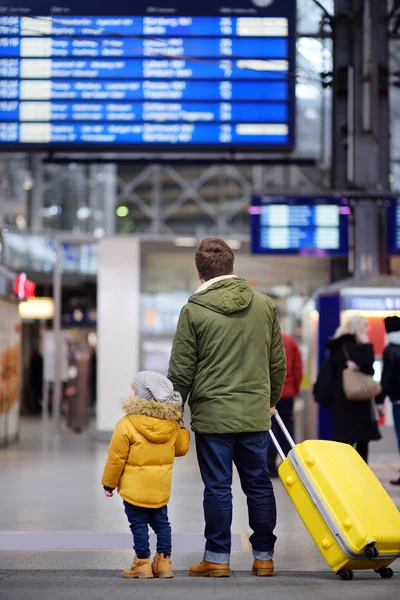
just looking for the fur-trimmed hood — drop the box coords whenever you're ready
[122,397,182,420]
[121,397,183,444]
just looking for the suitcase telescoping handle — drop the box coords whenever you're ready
[269,410,295,461]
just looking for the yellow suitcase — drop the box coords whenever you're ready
[271,413,400,580]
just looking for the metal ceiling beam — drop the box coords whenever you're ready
[42,155,318,166]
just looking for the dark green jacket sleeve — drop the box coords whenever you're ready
[270,310,286,407]
[168,305,198,404]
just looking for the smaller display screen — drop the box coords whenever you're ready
[250,196,350,256]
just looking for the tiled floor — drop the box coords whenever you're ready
[0,417,399,584]
[1,570,399,600]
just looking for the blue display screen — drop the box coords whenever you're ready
[0,0,296,150]
[386,199,400,255]
[250,196,350,256]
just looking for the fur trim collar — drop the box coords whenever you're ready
[195,274,237,294]
[121,397,182,421]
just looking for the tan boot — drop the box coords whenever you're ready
[252,558,274,577]
[189,560,230,577]
[122,556,153,579]
[152,553,174,579]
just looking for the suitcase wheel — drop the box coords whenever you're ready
[338,569,354,581]
[377,567,394,580]
[365,545,379,559]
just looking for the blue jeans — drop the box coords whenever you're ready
[195,431,277,564]
[393,404,400,454]
[124,502,171,559]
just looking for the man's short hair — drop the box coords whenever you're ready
[195,238,235,281]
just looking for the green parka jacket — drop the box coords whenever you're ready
[168,276,286,434]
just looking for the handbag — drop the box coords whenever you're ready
[342,346,382,401]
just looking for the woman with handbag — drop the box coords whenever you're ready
[326,315,381,463]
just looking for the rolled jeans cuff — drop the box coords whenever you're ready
[204,550,230,564]
[253,550,274,561]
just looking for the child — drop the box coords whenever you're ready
[102,371,190,579]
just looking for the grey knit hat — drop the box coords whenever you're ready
[132,371,182,407]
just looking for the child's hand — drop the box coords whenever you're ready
[178,419,185,429]
[104,488,114,497]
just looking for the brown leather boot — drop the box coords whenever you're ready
[122,556,153,579]
[152,553,174,579]
[252,558,274,577]
[189,560,230,577]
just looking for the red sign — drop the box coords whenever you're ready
[13,273,36,300]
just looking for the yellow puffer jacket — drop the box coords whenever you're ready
[101,397,190,508]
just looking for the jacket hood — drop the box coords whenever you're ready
[188,277,253,315]
[326,333,355,354]
[121,398,182,444]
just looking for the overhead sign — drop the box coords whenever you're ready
[250,196,350,255]
[0,0,296,151]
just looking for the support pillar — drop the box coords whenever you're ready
[0,159,5,228]
[332,0,390,279]
[103,164,117,236]
[318,0,390,439]
[97,237,141,438]
[27,154,45,232]
[89,164,117,236]
[52,240,62,429]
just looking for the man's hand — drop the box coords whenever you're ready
[178,419,186,429]
[104,490,114,497]
[270,407,276,417]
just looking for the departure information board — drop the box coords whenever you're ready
[0,0,296,151]
[386,199,400,254]
[250,196,350,255]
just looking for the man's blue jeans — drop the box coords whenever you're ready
[195,431,277,564]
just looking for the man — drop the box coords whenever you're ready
[376,316,400,486]
[168,238,286,578]
[268,332,303,478]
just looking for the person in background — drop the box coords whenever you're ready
[268,332,303,478]
[28,348,43,415]
[326,315,381,463]
[375,316,400,486]
[101,371,190,579]
[168,238,286,578]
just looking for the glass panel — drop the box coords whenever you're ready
[141,293,190,336]
[2,233,98,275]
[296,37,332,161]
[0,156,28,230]
[297,0,333,35]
